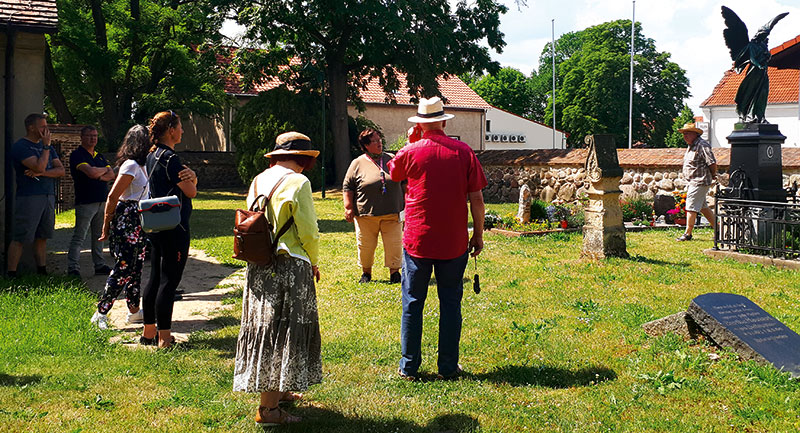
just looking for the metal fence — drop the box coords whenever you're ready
[714,197,800,260]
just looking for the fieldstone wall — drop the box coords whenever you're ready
[477,148,800,207]
[179,152,244,189]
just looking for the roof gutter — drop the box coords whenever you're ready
[3,28,16,271]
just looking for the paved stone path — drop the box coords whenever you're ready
[48,223,243,344]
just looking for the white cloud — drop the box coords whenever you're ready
[492,0,800,116]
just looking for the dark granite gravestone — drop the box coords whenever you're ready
[687,293,800,377]
[726,123,786,202]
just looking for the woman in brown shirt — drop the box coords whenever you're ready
[342,128,404,283]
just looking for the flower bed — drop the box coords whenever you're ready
[484,202,584,237]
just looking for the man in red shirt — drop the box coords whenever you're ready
[389,97,487,380]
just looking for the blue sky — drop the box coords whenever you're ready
[491,0,800,115]
[222,0,800,116]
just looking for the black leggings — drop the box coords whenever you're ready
[142,228,190,330]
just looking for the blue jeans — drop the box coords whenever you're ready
[67,201,107,272]
[399,249,469,377]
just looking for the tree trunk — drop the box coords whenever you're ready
[44,40,75,124]
[89,0,122,144]
[326,62,350,184]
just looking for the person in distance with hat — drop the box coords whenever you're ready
[677,122,717,241]
[388,97,488,380]
[233,132,322,426]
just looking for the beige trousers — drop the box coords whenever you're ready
[354,214,403,270]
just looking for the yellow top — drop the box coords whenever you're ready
[246,165,320,266]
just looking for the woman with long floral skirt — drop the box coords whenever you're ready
[233,131,322,426]
[91,125,150,330]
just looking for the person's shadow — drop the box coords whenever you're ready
[269,408,478,432]
[472,364,617,388]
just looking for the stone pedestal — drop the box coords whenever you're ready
[581,135,628,259]
[727,123,786,202]
[582,178,629,259]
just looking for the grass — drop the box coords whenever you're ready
[3,189,800,432]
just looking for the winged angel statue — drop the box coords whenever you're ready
[721,6,788,123]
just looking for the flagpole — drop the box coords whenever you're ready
[628,0,635,149]
[552,18,556,149]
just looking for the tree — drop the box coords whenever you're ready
[532,20,689,147]
[665,105,696,148]
[47,0,230,146]
[467,67,534,117]
[223,0,508,183]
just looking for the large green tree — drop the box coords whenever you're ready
[532,20,689,147]
[47,0,230,146]
[466,67,534,117]
[222,0,508,183]
[665,104,696,148]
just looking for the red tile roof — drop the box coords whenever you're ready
[0,0,58,32]
[702,34,800,107]
[770,35,800,69]
[223,51,490,110]
[476,148,800,169]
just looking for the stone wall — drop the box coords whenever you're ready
[50,128,244,213]
[477,148,800,207]
[179,152,245,189]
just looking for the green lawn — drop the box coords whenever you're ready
[2,189,800,432]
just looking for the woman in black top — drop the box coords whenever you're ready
[140,110,197,348]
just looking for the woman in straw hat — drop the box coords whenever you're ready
[233,131,322,426]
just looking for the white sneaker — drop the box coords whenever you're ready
[127,309,144,324]
[91,311,109,330]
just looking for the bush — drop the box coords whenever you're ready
[620,194,654,222]
[231,87,332,190]
[530,200,548,220]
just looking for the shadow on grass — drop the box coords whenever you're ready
[0,373,43,387]
[318,219,354,233]
[279,407,479,433]
[195,190,247,201]
[473,364,617,388]
[190,209,237,240]
[191,332,238,359]
[626,254,690,267]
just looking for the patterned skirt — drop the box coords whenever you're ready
[233,254,323,393]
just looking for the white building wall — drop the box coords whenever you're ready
[703,103,800,148]
[484,108,566,149]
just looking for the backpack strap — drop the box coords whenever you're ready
[266,173,295,248]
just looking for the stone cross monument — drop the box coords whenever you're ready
[516,184,532,223]
[582,135,628,259]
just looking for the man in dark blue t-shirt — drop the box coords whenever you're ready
[67,125,115,277]
[6,114,65,277]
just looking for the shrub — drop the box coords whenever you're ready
[530,200,548,220]
[620,194,654,222]
[231,87,330,189]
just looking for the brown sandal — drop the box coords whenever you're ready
[255,406,301,426]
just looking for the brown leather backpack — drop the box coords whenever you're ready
[233,173,293,266]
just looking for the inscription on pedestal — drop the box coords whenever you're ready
[687,293,800,377]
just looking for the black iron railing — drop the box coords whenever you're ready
[714,197,800,259]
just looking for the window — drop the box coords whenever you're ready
[485,120,491,132]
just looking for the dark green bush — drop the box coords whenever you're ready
[232,87,385,190]
[530,200,548,220]
[231,87,332,190]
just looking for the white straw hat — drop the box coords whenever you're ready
[407,97,455,123]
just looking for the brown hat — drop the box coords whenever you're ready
[677,123,703,135]
[264,132,320,158]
